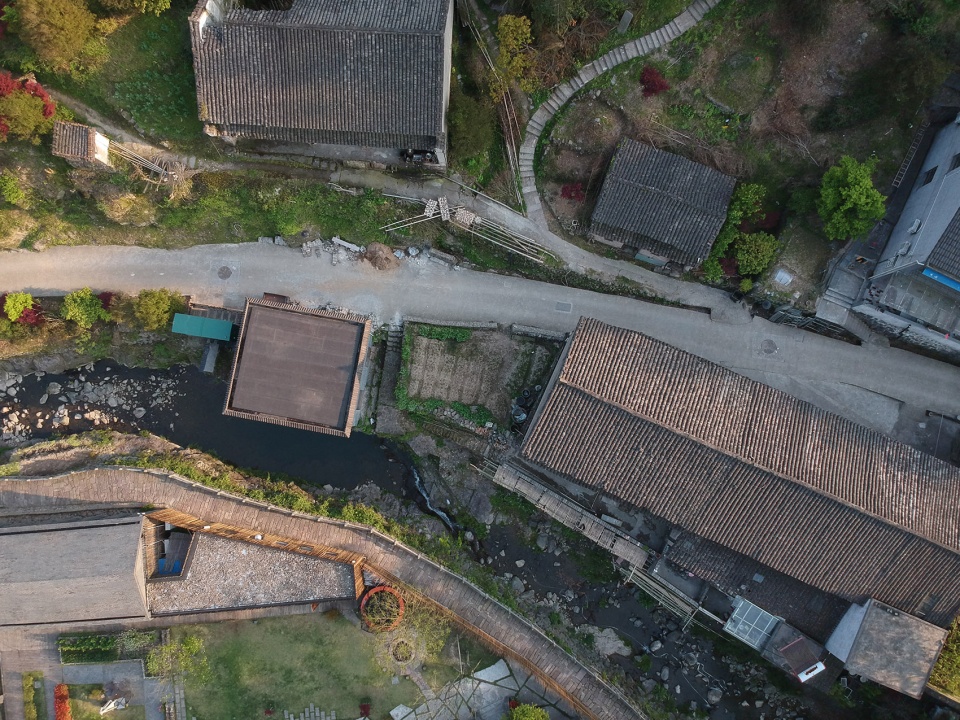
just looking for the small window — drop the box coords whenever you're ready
[922,167,938,185]
[951,153,960,172]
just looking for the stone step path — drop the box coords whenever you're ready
[518,0,721,226]
[284,706,336,720]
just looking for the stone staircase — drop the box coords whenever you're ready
[518,0,720,217]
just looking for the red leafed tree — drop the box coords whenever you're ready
[0,71,56,142]
[640,66,670,98]
[54,684,73,720]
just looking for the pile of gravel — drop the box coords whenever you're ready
[146,534,354,613]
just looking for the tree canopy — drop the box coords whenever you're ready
[60,287,110,329]
[14,0,96,71]
[490,15,535,101]
[0,72,56,143]
[817,155,886,242]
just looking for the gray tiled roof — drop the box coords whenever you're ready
[590,139,735,265]
[189,0,448,148]
[521,318,960,626]
[927,207,960,279]
[51,121,94,161]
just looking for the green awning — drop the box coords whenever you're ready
[171,313,234,341]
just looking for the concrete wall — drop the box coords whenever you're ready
[852,302,960,363]
[437,0,454,165]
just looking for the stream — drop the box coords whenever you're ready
[4,361,452,529]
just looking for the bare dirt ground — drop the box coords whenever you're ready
[406,328,559,421]
[767,221,838,311]
[540,0,899,220]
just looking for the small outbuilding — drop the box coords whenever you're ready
[51,121,113,170]
[826,599,947,699]
[172,313,235,341]
[223,299,370,437]
[0,517,147,625]
[590,139,735,267]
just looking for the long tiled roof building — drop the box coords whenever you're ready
[188,0,452,156]
[521,317,960,628]
[590,139,735,267]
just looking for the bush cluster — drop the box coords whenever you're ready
[53,684,71,720]
[58,633,120,663]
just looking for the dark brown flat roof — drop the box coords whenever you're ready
[224,301,370,436]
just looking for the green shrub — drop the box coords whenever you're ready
[490,489,536,522]
[133,288,186,331]
[57,633,120,663]
[22,672,45,720]
[60,287,110,330]
[505,704,550,720]
[3,292,33,322]
[0,170,27,207]
[448,83,497,163]
[704,183,768,282]
[734,232,779,276]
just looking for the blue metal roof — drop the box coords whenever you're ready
[171,313,234,341]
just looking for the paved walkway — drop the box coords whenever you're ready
[517,0,720,227]
[0,468,645,720]
[394,659,569,720]
[2,243,959,433]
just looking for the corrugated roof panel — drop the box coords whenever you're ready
[172,313,234,341]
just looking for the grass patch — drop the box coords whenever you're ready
[178,615,421,718]
[709,46,777,113]
[930,617,960,696]
[0,460,21,477]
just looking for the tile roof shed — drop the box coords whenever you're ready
[521,317,960,627]
[590,139,735,266]
[51,121,112,170]
[189,0,452,153]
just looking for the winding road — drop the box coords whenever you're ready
[2,242,959,439]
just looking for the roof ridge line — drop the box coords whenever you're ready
[609,176,728,220]
[220,17,444,35]
[553,374,960,556]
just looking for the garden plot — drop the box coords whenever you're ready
[403,326,560,424]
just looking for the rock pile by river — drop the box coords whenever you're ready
[0,366,184,445]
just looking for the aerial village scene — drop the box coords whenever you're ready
[2,0,960,719]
